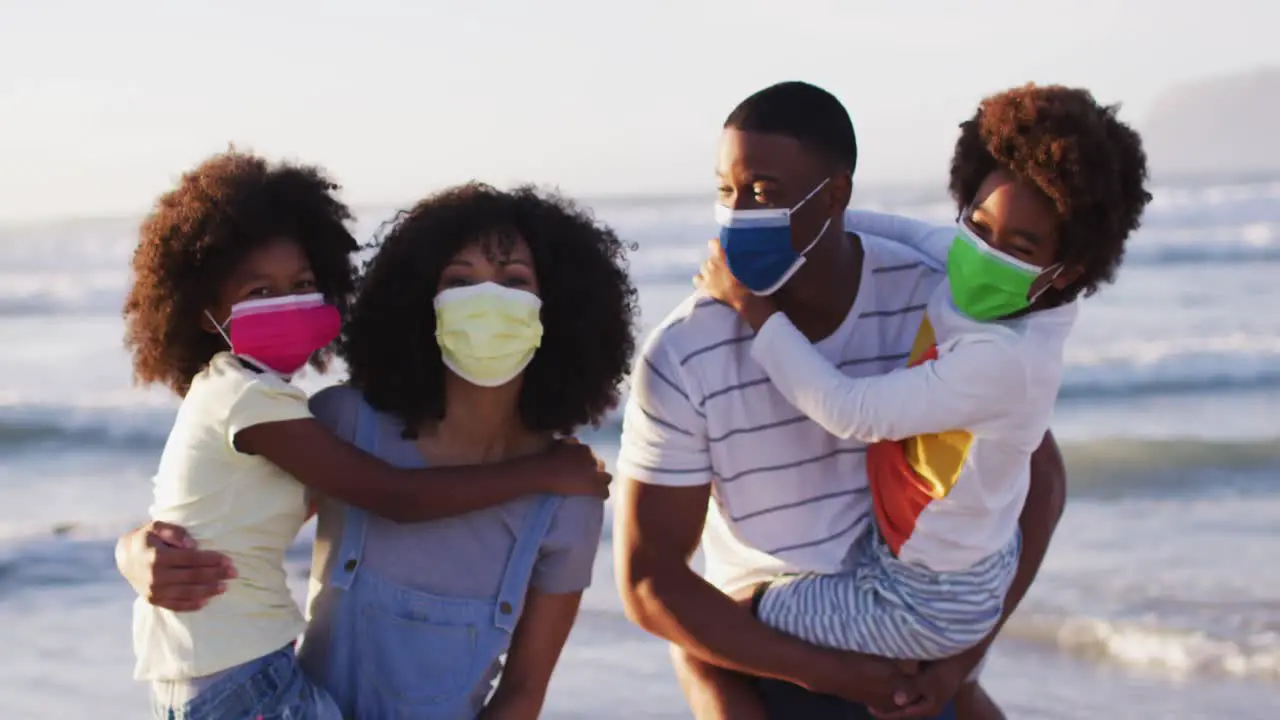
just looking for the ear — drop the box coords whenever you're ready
[1052,265,1085,290]
[828,173,853,214]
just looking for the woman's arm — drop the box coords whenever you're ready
[480,589,583,720]
[235,419,608,523]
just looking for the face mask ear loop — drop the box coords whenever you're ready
[789,177,832,216]
[798,217,833,256]
[205,310,233,348]
[1028,264,1066,304]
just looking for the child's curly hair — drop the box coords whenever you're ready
[342,182,639,435]
[949,83,1153,300]
[123,150,359,396]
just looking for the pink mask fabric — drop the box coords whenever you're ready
[211,293,341,375]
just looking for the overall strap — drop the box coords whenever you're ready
[492,495,563,631]
[327,398,379,590]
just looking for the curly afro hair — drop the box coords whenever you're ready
[123,150,359,396]
[342,182,639,435]
[949,83,1152,301]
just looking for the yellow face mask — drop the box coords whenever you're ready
[433,282,544,387]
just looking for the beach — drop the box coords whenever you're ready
[2,177,1278,718]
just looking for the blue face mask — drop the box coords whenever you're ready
[715,178,833,295]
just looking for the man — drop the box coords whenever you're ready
[613,81,1067,719]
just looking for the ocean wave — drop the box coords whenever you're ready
[0,403,175,452]
[1057,438,1280,498]
[3,400,1278,498]
[0,523,129,597]
[1005,612,1280,682]
[0,273,124,317]
[3,520,1278,687]
[5,334,1277,449]
[1057,336,1280,402]
[619,234,1280,288]
[2,182,1279,318]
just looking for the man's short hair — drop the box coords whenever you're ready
[724,81,858,174]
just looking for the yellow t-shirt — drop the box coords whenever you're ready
[133,352,312,680]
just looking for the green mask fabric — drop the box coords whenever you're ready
[946,222,1057,321]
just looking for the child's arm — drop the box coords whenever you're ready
[749,312,1026,442]
[695,240,1026,443]
[236,420,608,524]
[844,209,953,268]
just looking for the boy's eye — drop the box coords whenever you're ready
[966,219,993,242]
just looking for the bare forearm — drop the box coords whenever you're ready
[484,589,579,720]
[303,453,554,523]
[240,420,560,523]
[672,645,770,720]
[625,566,838,690]
[480,687,545,720]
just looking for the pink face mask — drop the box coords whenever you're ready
[208,293,341,375]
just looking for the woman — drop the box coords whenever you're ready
[118,182,639,718]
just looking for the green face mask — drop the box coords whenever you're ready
[946,222,1060,321]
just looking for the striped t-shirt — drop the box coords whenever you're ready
[617,234,943,593]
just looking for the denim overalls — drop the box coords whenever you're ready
[298,399,562,719]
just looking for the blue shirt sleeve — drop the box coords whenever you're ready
[531,496,605,594]
[309,384,362,443]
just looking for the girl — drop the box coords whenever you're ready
[122,153,610,719]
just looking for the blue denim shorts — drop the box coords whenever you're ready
[151,645,341,720]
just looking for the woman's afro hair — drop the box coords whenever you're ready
[341,182,639,435]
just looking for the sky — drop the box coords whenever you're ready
[2,0,1279,222]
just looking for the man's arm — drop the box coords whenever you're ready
[614,479,904,707]
[613,327,908,708]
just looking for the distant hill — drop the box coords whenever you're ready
[1141,68,1280,179]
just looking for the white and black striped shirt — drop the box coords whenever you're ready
[617,234,943,592]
